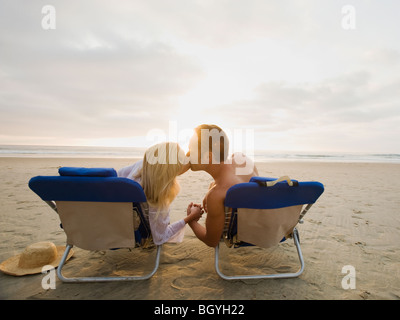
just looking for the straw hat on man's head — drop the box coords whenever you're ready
[0,241,74,276]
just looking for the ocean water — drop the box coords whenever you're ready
[0,145,400,163]
[253,151,400,163]
[0,145,146,159]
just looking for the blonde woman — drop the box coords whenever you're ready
[118,142,203,245]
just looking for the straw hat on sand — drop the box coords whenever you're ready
[0,242,74,276]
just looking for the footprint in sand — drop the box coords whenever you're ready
[170,275,217,291]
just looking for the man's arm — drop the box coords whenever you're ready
[188,190,225,247]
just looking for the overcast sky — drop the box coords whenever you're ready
[1,0,399,153]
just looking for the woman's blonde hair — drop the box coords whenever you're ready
[135,142,185,212]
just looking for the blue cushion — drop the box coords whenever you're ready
[225,179,324,209]
[29,176,146,203]
[58,167,117,177]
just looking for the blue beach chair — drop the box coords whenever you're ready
[28,167,160,282]
[215,176,324,280]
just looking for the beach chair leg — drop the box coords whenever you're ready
[57,244,162,282]
[215,228,305,280]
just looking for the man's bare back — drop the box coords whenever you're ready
[190,154,258,247]
[203,158,257,212]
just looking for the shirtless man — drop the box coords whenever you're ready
[186,124,258,247]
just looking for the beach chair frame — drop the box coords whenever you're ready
[42,200,161,283]
[29,167,161,283]
[57,244,161,283]
[214,177,324,280]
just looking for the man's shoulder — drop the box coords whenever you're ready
[206,184,226,207]
[207,185,226,198]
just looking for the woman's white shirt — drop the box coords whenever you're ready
[117,161,185,245]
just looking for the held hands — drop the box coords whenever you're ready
[185,202,204,224]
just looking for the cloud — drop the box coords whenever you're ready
[0,1,399,152]
[208,69,400,151]
[363,48,400,66]
[0,1,204,144]
[138,0,311,47]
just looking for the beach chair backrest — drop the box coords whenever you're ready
[29,167,147,251]
[224,176,324,248]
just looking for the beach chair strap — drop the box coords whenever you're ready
[258,176,298,187]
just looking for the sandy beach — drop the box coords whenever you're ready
[1,157,399,300]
